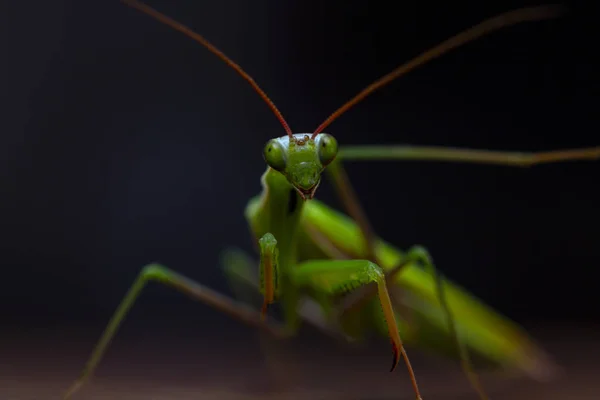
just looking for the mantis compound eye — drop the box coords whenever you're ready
[263,139,287,171]
[317,134,338,166]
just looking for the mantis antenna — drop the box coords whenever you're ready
[123,0,564,142]
[121,0,294,138]
[311,5,565,137]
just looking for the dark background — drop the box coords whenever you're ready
[2,0,599,397]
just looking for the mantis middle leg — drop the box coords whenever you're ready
[63,263,288,399]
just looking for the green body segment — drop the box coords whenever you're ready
[246,166,551,379]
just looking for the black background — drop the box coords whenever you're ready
[3,0,598,342]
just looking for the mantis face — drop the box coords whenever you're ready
[263,133,338,200]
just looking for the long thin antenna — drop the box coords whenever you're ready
[312,5,564,138]
[122,0,293,138]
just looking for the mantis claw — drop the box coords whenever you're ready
[390,343,400,372]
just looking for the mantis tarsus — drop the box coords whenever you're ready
[64,1,600,399]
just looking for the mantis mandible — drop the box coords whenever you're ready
[64,1,600,399]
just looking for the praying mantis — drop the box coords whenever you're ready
[64,1,600,399]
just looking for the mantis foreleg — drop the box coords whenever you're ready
[292,258,424,400]
[328,243,488,399]
[222,247,342,338]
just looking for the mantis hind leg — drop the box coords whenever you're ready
[63,263,287,399]
[404,246,489,400]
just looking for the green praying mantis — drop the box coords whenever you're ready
[64,1,600,399]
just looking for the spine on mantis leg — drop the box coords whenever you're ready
[259,233,280,319]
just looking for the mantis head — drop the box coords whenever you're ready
[263,133,338,200]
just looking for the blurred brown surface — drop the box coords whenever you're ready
[1,324,599,400]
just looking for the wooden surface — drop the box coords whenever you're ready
[2,325,599,400]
